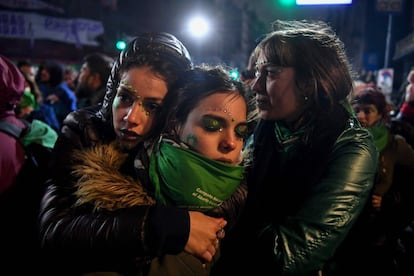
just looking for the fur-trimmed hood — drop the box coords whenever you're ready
[72,143,155,211]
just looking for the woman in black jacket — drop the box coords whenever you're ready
[39,32,226,275]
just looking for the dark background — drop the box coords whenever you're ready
[1,0,413,93]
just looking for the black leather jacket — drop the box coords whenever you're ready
[39,33,195,275]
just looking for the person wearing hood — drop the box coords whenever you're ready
[0,55,28,193]
[0,54,58,193]
[36,60,78,126]
[39,32,226,275]
[0,54,58,274]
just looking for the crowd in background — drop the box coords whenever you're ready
[1,19,414,276]
[12,53,114,133]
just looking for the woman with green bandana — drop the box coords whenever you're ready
[66,63,248,275]
[352,87,414,211]
[147,64,249,275]
[350,86,414,275]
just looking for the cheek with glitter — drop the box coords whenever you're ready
[185,134,198,147]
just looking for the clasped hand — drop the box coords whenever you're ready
[185,211,227,263]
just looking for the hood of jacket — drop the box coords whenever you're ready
[0,55,25,117]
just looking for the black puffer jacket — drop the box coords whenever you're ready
[39,33,194,275]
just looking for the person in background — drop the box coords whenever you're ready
[212,19,379,275]
[17,59,36,80]
[0,54,58,274]
[396,69,414,126]
[75,53,114,109]
[15,70,60,131]
[64,66,78,91]
[17,60,44,108]
[0,55,28,194]
[36,60,77,126]
[391,70,414,149]
[344,86,414,275]
[15,83,36,119]
[39,32,226,275]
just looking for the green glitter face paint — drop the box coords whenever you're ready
[120,81,140,96]
[185,134,198,147]
[118,80,150,116]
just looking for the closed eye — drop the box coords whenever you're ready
[235,123,249,139]
[202,116,223,132]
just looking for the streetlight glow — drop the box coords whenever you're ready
[188,16,210,38]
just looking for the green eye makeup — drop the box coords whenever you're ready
[235,124,249,139]
[202,117,222,132]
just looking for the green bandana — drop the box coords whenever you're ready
[21,119,58,149]
[273,122,308,152]
[367,122,388,152]
[149,140,244,211]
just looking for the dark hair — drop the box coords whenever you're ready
[163,64,246,135]
[352,86,389,118]
[43,61,64,87]
[83,53,114,89]
[240,69,255,81]
[98,32,193,130]
[17,60,32,68]
[258,20,354,112]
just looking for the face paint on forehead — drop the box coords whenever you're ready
[119,80,149,116]
[120,80,141,100]
[255,59,269,66]
[185,134,198,147]
[206,107,235,122]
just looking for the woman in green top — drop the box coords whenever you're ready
[148,64,250,275]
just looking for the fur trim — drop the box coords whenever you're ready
[72,143,155,211]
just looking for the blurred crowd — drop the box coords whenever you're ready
[11,53,114,133]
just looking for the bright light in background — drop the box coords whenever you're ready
[280,0,296,6]
[188,16,210,38]
[115,40,126,50]
[296,0,352,4]
[229,69,240,80]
